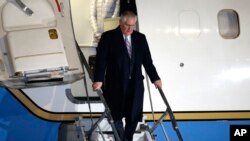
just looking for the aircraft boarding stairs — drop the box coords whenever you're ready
[61,88,183,141]
[58,43,184,141]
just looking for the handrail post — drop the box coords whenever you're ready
[96,90,121,141]
[157,88,184,141]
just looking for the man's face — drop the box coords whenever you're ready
[120,17,136,36]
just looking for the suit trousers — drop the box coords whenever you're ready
[114,79,138,141]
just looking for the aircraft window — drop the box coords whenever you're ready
[179,11,201,38]
[218,9,240,39]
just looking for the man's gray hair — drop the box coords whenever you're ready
[120,11,137,23]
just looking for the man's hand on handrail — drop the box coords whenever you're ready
[154,79,162,89]
[92,82,103,91]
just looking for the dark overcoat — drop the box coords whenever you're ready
[94,27,160,122]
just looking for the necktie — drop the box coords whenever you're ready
[125,36,132,59]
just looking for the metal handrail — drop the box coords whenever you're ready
[149,88,183,141]
[74,41,121,141]
[146,75,169,140]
